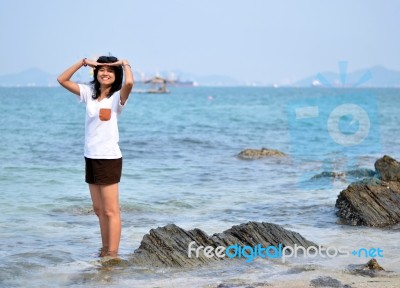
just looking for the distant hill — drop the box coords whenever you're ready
[0,68,58,87]
[1,65,400,87]
[0,68,94,87]
[0,68,244,87]
[294,65,400,87]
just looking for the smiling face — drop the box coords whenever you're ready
[91,56,123,99]
[97,66,116,87]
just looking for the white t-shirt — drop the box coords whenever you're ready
[78,84,126,159]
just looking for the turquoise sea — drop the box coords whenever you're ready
[0,86,399,287]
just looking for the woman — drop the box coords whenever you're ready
[57,56,134,257]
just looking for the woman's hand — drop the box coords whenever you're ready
[84,59,129,68]
[103,60,125,66]
[83,59,99,68]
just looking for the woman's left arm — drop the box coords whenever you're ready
[120,60,134,105]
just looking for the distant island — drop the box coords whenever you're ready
[292,65,400,88]
[0,66,399,87]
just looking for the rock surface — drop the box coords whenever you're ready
[347,258,386,277]
[237,148,286,160]
[336,155,400,227]
[375,155,400,181]
[130,221,315,267]
[310,276,350,288]
[365,258,385,271]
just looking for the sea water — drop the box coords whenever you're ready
[0,86,399,287]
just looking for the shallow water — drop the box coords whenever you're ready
[0,87,399,287]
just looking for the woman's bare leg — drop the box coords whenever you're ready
[100,183,121,256]
[89,184,109,254]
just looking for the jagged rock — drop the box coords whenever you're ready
[347,258,385,277]
[336,156,400,227]
[130,222,316,267]
[310,276,349,288]
[375,155,400,181]
[216,281,269,288]
[365,258,384,271]
[237,148,286,160]
[336,177,400,226]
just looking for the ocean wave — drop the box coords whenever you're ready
[311,168,376,180]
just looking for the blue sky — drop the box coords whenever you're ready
[1,0,399,84]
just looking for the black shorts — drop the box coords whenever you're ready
[85,157,122,185]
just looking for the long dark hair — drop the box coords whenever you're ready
[90,56,123,99]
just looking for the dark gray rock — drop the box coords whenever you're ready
[336,178,400,226]
[336,156,400,227]
[311,171,346,179]
[347,258,386,277]
[130,221,316,267]
[375,155,400,181]
[130,224,214,267]
[310,276,351,288]
[288,264,317,274]
[216,283,268,288]
[237,148,286,160]
[311,169,376,180]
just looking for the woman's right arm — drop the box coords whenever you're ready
[57,59,86,96]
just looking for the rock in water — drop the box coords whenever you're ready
[130,222,315,267]
[336,156,400,227]
[347,258,385,277]
[310,276,345,287]
[311,169,376,180]
[133,224,216,267]
[365,258,384,271]
[237,148,286,160]
[375,155,400,181]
